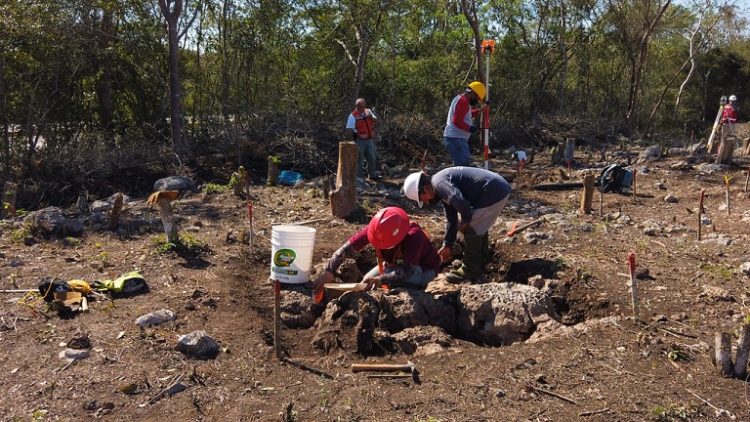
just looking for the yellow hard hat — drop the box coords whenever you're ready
[467,81,486,101]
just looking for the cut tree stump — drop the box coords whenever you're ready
[715,126,734,164]
[580,174,594,214]
[109,192,124,231]
[330,142,358,218]
[147,190,179,243]
[267,157,279,186]
[733,323,750,379]
[2,182,18,218]
[715,332,734,377]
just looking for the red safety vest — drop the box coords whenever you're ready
[352,109,375,140]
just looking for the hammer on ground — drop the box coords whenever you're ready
[506,216,546,237]
[351,361,415,373]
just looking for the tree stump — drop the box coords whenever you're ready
[742,137,750,156]
[715,332,734,377]
[109,192,124,231]
[330,142,358,218]
[734,322,750,379]
[580,174,594,214]
[147,190,179,243]
[550,143,564,165]
[564,138,575,163]
[2,182,18,218]
[715,126,734,164]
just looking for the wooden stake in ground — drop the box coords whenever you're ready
[2,182,18,218]
[330,141,358,218]
[580,173,594,214]
[632,168,637,203]
[745,166,750,192]
[147,190,180,243]
[627,252,640,322]
[698,189,705,241]
[724,175,731,216]
[267,156,279,186]
[247,202,254,252]
[109,192,124,231]
[273,279,282,359]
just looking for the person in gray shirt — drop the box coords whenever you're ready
[403,166,511,281]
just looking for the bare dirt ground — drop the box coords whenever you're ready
[3,142,750,422]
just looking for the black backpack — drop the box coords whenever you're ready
[597,164,633,193]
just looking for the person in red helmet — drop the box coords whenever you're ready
[312,207,440,291]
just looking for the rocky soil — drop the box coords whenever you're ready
[2,143,750,421]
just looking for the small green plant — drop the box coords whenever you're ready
[10,221,33,243]
[415,417,442,422]
[62,237,81,247]
[203,182,230,194]
[152,233,209,255]
[667,347,689,362]
[31,409,48,422]
[699,263,733,281]
[650,404,699,421]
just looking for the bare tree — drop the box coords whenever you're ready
[460,0,485,84]
[158,0,198,161]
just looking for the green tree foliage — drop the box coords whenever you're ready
[0,0,749,204]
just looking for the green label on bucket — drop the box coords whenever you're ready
[273,248,296,267]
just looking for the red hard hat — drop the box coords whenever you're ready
[367,207,410,250]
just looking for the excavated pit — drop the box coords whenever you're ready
[278,257,604,356]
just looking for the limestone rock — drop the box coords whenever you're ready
[280,290,319,329]
[154,176,196,192]
[457,283,558,346]
[664,194,678,203]
[392,326,453,355]
[175,331,220,359]
[135,309,176,327]
[26,207,84,237]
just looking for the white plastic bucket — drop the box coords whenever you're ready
[270,225,316,284]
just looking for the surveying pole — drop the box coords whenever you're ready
[481,39,495,170]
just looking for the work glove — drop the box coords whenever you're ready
[469,125,478,134]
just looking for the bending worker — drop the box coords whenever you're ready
[313,207,440,291]
[404,167,511,282]
[443,81,487,166]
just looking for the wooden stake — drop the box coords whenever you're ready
[627,252,639,322]
[273,279,282,359]
[745,166,750,193]
[715,332,734,377]
[632,168,637,203]
[267,156,279,186]
[698,189,705,241]
[247,201,254,252]
[580,174,594,214]
[724,176,731,216]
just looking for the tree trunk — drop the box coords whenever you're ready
[0,49,9,182]
[460,0,484,83]
[159,0,193,161]
[330,142,358,218]
[97,8,114,132]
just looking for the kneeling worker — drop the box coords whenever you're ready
[403,167,511,281]
[313,207,440,292]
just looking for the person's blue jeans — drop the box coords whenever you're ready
[355,138,377,178]
[443,136,471,166]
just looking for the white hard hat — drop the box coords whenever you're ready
[729,95,737,101]
[403,172,423,208]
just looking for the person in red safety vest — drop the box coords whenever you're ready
[722,95,738,123]
[346,98,380,180]
[443,81,488,166]
[312,207,440,292]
